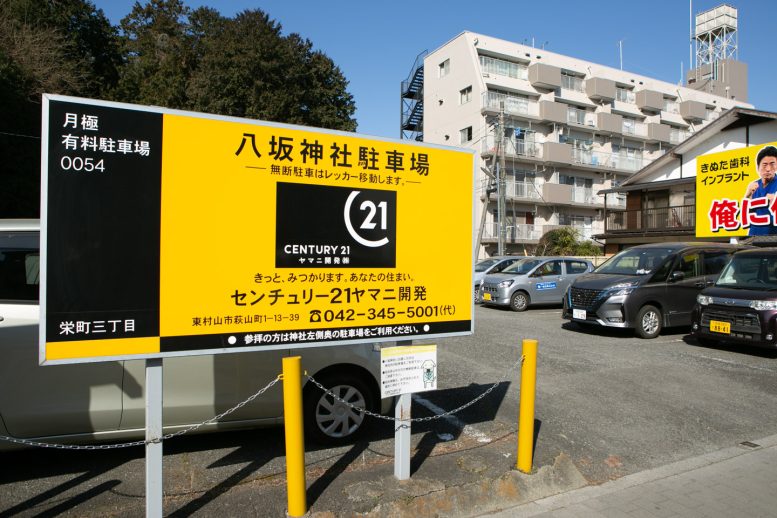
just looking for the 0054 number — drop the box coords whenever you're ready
[60,156,105,172]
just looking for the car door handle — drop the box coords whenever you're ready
[694,281,705,288]
[706,280,715,286]
[0,315,4,322]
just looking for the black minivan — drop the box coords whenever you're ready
[563,242,745,338]
[692,248,777,350]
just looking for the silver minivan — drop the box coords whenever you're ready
[479,256,594,311]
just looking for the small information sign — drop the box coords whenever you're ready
[380,344,437,398]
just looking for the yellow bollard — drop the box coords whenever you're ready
[282,356,307,516]
[516,339,537,473]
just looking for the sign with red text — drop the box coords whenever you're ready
[696,141,777,238]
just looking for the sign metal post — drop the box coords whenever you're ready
[394,392,412,480]
[145,358,163,518]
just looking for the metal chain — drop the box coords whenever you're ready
[1,355,523,450]
[306,356,522,423]
[0,376,281,450]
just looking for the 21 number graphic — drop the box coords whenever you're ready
[344,191,390,248]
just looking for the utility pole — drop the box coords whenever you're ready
[498,104,507,256]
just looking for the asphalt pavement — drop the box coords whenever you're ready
[2,305,776,516]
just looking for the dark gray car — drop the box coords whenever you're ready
[563,242,744,338]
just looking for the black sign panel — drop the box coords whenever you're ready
[275,182,396,268]
[45,100,163,342]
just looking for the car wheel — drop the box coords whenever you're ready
[635,305,662,339]
[304,373,374,445]
[510,291,530,312]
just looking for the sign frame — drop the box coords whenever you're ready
[40,94,476,365]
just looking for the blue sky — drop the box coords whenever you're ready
[98,0,775,139]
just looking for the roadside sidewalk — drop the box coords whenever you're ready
[481,433,777,517]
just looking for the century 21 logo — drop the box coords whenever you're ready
[345,191,389,248]
[276,183,396,268]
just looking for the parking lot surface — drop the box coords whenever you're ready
[2,304,776,516]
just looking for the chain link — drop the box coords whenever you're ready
[307,356,522,423]
[0,376,281,450]
[1,355,523,450]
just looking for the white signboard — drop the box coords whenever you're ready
[380,344,437,398]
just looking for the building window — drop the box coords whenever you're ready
[460,126,473,143]
[560,72,584,92]
[663,98,679,114]
[460,86,472,104]
[622,116,636,135]
[567,105,587,125]
[438,59,450,78]
[485,89,530,115]
[479,55,528,80]
[615,87,635,104]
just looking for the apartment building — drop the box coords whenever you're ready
[401,31,750,258]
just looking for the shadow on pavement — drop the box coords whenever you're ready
[0,380,512,515]
[682,335,777,359]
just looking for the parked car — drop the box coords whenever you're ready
[479,256,594,311]
[692,248,777,350]
[563,242,744,338]
[0,220,392,449]
[474,256,520,302]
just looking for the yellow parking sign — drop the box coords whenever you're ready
[41,95,475,363]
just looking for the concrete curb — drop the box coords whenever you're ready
[309,452,588,517]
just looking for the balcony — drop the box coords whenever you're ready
[586,78,616,102]
[622,121,648,138]
[605,205,695,232]
[669,127,693,144]
[567,106,597,128]
[572,147,648,172]
[481,136,543,160]
[482,91,540,119]
[680,100,706,122]
[482,224,595,242]
[480,178,543,201]
[636,90,663,113]
[507,181,543,200]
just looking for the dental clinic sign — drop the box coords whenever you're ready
[696,141,777,238]
[40,95,475,364]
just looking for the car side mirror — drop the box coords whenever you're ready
[670,271,685,282]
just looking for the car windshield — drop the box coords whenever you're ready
[475,258,501,272]
[595,248,673,276]
[716,255,777,290]
[502,258,541,275]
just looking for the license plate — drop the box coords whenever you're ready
[483,292,492,301]
[572,309,586,320]
[710,320,730,334]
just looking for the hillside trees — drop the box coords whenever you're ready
[1,0,356,217]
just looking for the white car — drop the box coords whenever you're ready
[0,220,392,449]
